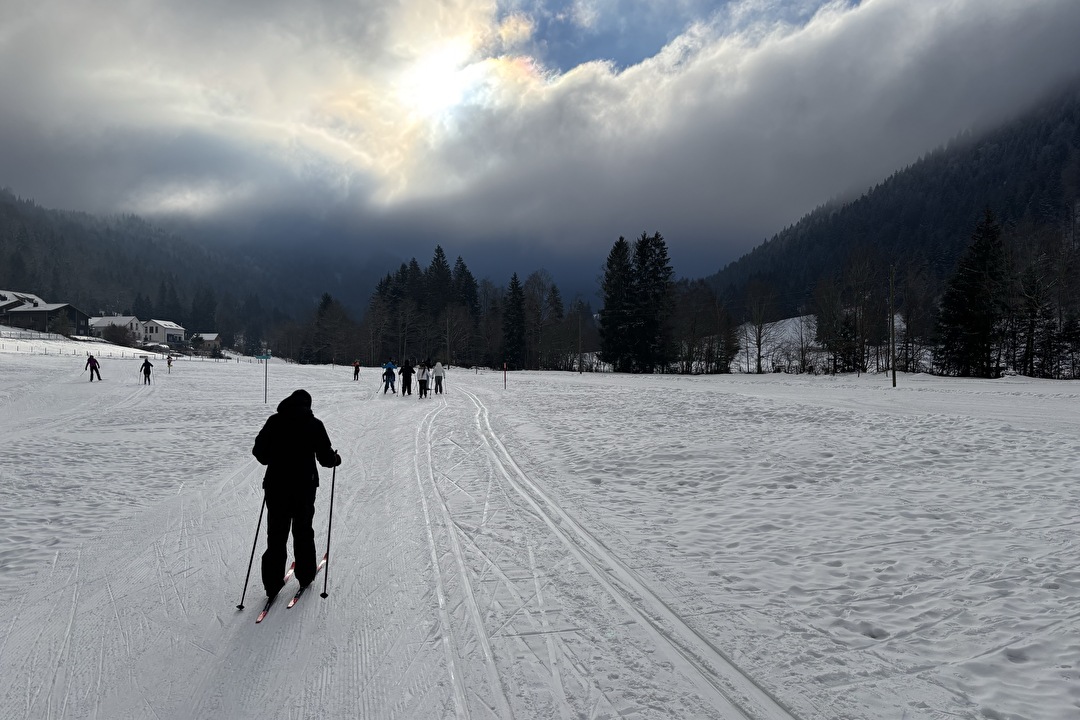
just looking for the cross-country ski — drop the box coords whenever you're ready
[254,562,296,624]
[286,553,327,609]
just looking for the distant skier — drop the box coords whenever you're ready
[352,360,360,381]
[252,389,340,598]
[85,354,101,382]
[167,356,173,374]
[417,363,430,398]
[382,360,397,394]
[140,358,154,385]
[399,360,415,396]
[433,361,446,394]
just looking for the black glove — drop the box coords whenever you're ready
[333,452,342,467]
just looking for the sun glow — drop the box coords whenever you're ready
[395,40,479,119]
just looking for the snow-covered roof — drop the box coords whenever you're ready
[7,302,71,312]
[90,316,140,327]
[194,332,219,341]
[147,319,185,330]
[0,290,47,309]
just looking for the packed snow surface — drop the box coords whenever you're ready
[1,340,1079,719]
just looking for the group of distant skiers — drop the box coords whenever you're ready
[376,359,445,397]
[83,352,172,384]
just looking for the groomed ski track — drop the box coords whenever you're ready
[0,361,805,720]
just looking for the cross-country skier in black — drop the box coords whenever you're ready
[140,358,154,384]
[85,354,101,381]
[252,389,340,598]
[398,360,415,395]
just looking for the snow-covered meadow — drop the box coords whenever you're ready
[1,333,1079,719]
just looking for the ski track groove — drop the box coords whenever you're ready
[413,404,471,720]
[93,623,106,720]
[425,403,515,720]
[457,524,591,720]
[104,575,132,661]
[527,542,572,720]
[461,413,606,716]
[27,549,81,719]
[461,387,800,720]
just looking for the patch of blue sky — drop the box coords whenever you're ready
[497,0,854,73]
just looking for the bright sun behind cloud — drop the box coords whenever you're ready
[395,39,480,120]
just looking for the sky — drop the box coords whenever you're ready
[3,337,1079,718]
[3,0,1080,292]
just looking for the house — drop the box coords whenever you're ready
[143,319,186,345]
[4,300,90,336]
[0,290,47,315]
[89,315,143,340]
[191,332,221,350]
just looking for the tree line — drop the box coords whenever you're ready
[266,232,747,374]
[733,208,1079,379]
[266,247,601,370]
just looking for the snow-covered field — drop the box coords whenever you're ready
[1,337,1079,720]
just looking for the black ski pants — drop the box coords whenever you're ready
[262,485,318,594]
[434,376,443,394]
[89,367,101,381]
[402,377,412,395]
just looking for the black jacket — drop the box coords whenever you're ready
[252,389,338,491]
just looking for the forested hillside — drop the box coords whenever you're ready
[708,82,1080,319]
[0,191,383,345]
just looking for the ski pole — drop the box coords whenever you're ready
[321,464,337,599]
[236,497,266,610]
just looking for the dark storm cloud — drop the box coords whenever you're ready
[2,0,1080,283]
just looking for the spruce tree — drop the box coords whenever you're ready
[451,256,480,319]
[630,232,675,373]
[426,246,453,314]
[598,237,634,372]
[501,273,526,369]
[936,210,1007,377]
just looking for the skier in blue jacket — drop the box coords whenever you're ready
[382,360,397,394]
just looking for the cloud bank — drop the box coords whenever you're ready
[2,0,1080,285]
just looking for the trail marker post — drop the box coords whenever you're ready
[256,352,272,403]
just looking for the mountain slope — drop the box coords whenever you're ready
[707,81,1080,317]
[0,190,386,326]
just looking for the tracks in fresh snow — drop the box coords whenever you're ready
[455,387,800,720]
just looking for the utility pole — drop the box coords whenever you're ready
[890,265,896,388]
[578,309,582,374]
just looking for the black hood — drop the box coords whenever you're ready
[277,389,313,414]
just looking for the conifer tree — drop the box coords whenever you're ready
[451,256,480,319]
[598,237,634,372]
[426,246,453,313]
[501,273,526,369]
[630,232,675,373]
[937,210,1008,377]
